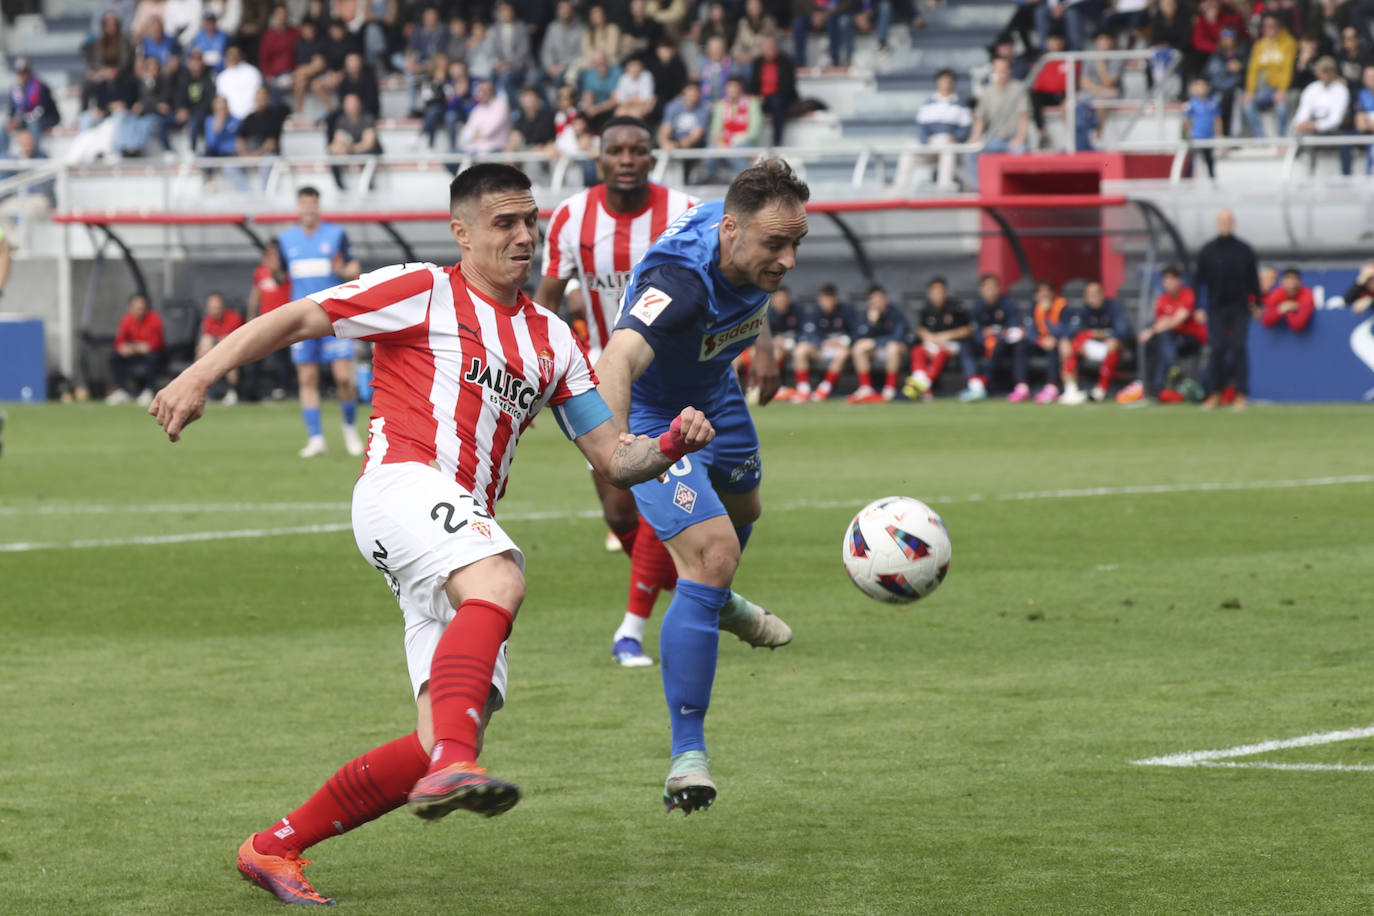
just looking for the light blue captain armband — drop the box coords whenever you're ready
[552,388,613,440]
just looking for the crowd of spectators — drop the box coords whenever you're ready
[44,0,877,181]
[18,0,1374,187]
[929,0,1374,178]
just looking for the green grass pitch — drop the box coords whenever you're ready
[2,399,1373,914]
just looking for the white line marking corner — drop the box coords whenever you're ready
[1132,724,1374,771]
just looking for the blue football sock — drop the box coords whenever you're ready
[302,406,323,438]
[660,579,731,755]
[340,399,357,427]
[735,523,753,552]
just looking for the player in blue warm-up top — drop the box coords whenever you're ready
[594,160,808,815]
[277,185,364,457]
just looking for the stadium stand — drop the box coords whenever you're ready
[2,0,1374,401]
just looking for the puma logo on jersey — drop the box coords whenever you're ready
[464,357,539,412]
[699,305,769,360]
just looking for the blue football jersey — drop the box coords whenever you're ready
[278,223,352,300]
[615,201,771,417]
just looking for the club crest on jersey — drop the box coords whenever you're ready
[699,304,769,361]
[537,347,555,386]
[673,482,697,514]
[464,357,539,417]
[471,520,491,538]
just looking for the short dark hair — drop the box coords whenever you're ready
[297,185,320,199]
[1161,265,1181,278]
[724,158,810,222]
[1283,267,1302,278]
[1085,279,1103,290]
[818,282,838,296]
[927,275,947,288]
[867,283,886,297]
[1034,278,1055,291]
[449,163,532,214]
[935,68,955,82]
[978,273,1000,285]
[601,115,653,143]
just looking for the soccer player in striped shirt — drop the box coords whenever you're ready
[539,116,779,669]
[149,164,715,906]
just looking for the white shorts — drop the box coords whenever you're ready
[1080,338,1110,363]
[351,462,525,704]
[820,335,851,362]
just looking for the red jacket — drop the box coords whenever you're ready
[114,311,165,351]
[202,309,244,339]
[1192,5,1248,56]
[1261,286,1314,331]
[258,26,299,79]
[1032,59,1078,94]
[1154,287,1208,343]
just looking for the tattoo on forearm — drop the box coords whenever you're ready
[611,438,668,485]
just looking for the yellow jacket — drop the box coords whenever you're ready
[1246,31,1297,94]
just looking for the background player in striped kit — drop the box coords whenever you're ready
[149,165,716,906]
[277,186,366,458]
[537,116,781,668]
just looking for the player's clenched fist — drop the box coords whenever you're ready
[149,373,210,442]
[657,407,714,461]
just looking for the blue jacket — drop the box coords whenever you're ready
[799,302,859,343]
[970,295,1028,336]
[1058,298,1131,339]
[854,304,908,347]
[203,115,241,156]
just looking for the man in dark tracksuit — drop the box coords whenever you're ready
[1193,209,1260,410]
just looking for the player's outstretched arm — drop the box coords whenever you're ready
[575,407,715,488]
[749,320,781,406]
[149,297,334,442]
[594,327,657,430]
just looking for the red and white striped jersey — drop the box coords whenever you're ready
[310,262,598,515]
[542,182,696,354]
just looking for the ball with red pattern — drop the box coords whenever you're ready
[841,496,952,604]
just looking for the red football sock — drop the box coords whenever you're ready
[428,599,513,768]
[1098,350,1121,389]
[628,518,677,618]
[927,350,949,379]
[254,732,430,857]
[613,524,638,556]
[793,368,808,388]
[822,369,839,388]
[857,370,872,389]
[909,349,925,374]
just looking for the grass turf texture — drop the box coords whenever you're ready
[2,400,1373,914]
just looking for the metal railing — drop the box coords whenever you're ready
[1016,48,1182,153]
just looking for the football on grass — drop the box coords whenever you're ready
[842,497,952,603]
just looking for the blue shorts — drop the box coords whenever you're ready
[290,336,355,365]
[630,383,762,541]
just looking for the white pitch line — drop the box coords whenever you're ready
[0,523,356,553]
[2,473,1369,520]
[1,473,1371,554]
[0,501,352,517]
[1132,724,1374,768]
[1194,762,1374,772]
